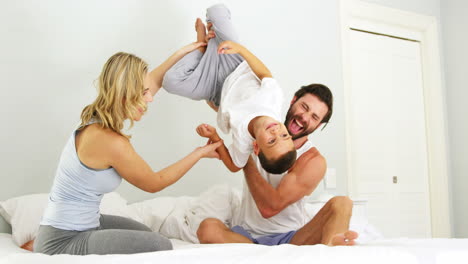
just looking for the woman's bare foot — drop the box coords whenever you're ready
[20,239,34,251]
[329,230,358,246]
[195,18,207,53]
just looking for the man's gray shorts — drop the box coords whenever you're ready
[231,225,297,245]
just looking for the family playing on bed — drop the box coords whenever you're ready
[31,4,358,255]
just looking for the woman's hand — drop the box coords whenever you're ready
[195,140,223,159]
[196,123,217,138]
[180,41,207,54]
[217,40,244,55]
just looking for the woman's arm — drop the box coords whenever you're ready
[196,124,241,172]
[217,41,272,80]
[148,42,207,95]
[108,133,222,193]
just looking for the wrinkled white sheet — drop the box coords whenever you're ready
[2,185,466,264]
[2,233,468,264]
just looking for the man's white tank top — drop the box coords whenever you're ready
[231,140,314,237]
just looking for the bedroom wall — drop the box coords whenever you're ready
[0,0,345,203]
[441,0,468,238]
[1,1,454,238]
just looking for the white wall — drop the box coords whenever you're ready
[0,0,346,202]
[2,1,457,238]
[361,0,440,17]
[441,0,468,238]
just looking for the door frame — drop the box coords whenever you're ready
[340,0,451,237]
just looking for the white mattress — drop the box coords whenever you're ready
[1,233,467,264]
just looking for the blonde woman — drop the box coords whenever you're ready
[33,43,222,255]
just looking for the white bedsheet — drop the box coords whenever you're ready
[1,233,467,264]
[2,186,467,263]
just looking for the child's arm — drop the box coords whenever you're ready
[217,41,272,80]
[196,124,241,172]
[148,42,207,95]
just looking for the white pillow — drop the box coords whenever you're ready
[127,196,180,232]
[0,192,129,246]
[160,184,240,243]
[158,197,196,241]
[0,193,48,246]
[100,192,132,218]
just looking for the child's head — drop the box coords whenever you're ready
[253,116,297,174]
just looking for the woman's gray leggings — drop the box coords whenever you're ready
[34,214,172,255]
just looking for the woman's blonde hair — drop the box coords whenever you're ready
[80,52,148,138]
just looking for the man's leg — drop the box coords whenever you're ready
[197,218,253,244]
[289,196,358,246]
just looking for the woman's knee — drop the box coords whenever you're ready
[141,233,172,252]
[197,218,224,243]
[152,234,173,251]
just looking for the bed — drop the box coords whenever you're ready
[1,185,467,264]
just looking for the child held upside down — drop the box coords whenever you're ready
[163,4,296,174]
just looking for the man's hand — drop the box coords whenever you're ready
[218,40,244,55]
[196,123,217,138]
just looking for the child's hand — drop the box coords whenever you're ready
[196,123,217,138]
[217,40,243,54]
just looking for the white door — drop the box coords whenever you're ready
[348,29,432,238]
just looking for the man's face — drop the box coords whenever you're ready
[284,93,329,140]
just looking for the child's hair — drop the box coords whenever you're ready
[258,148,297,174]
[80,52,148,138]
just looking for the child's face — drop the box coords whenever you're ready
[254,116,295,159]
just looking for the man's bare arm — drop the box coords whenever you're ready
[243,148,326,218]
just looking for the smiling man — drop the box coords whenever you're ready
[197,84,359,246]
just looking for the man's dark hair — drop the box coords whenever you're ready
[294,83,333,128]
[258,149,297,174]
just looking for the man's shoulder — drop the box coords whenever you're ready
[305,147,326,164]
[293,147,327,176]
[299,145,323,158]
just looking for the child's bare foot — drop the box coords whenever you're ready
[329,230,358,246]
[195,18,207,53]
